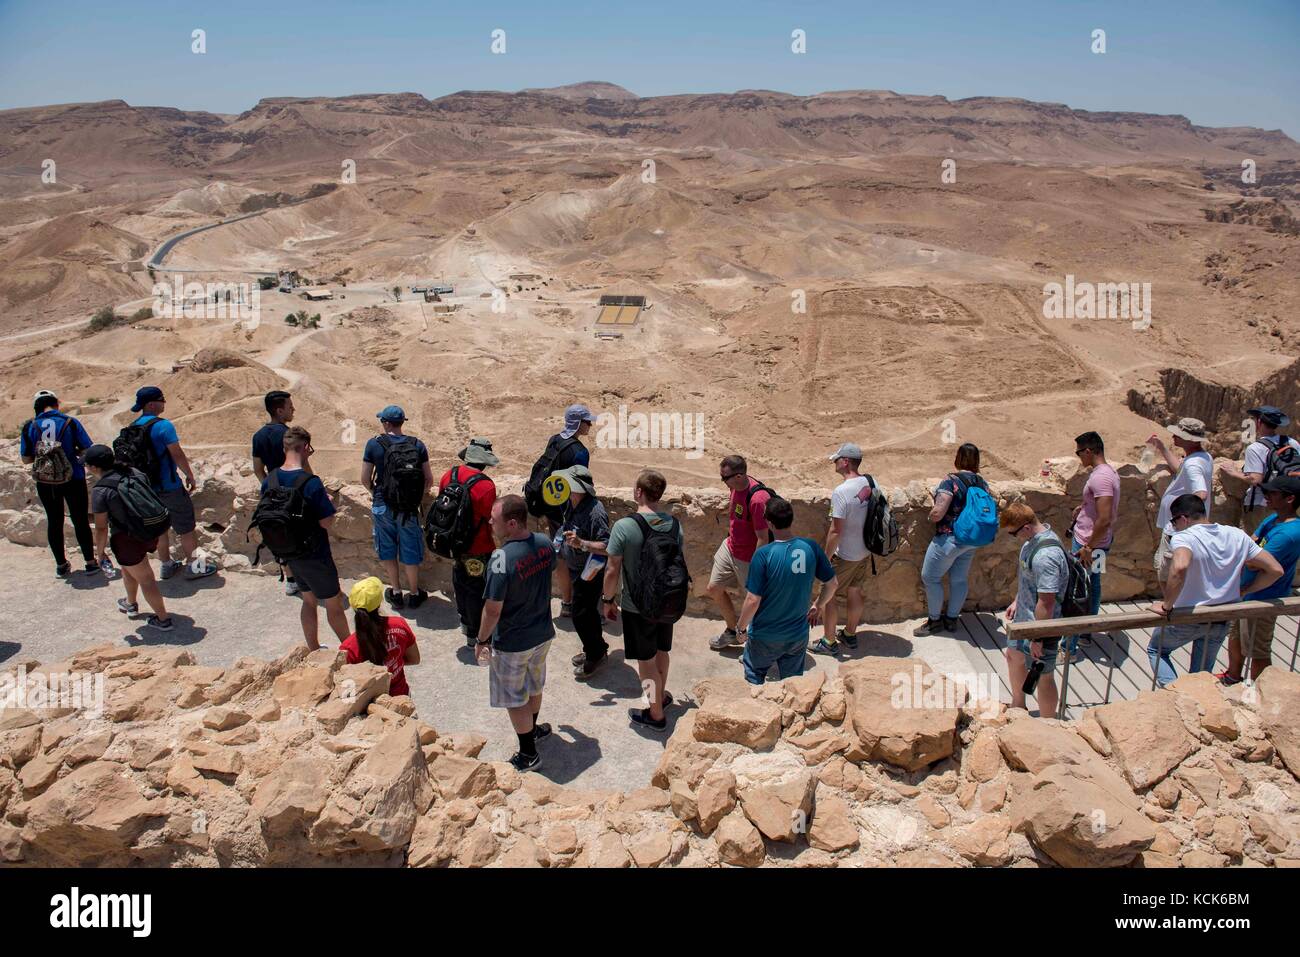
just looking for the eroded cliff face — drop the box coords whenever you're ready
[2,645,1297,868]
[1,447,1193,621]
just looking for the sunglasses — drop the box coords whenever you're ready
[720,472,742,481]
[1005,523,1029,538]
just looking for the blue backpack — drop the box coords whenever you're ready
[950,472,998,547]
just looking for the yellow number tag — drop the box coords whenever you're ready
[542,475,570,506]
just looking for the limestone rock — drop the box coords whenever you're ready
[310,724,429,853]
[733,751,815,842]
[430,755,497,800]
[629,830,675,868]
[694,697,783,750]
[20,761,167,865]
[696,769,737,835]
[202,707,251,732]
[715,809,765,867]
[1010,764,1155,867]
[950,816,1013,866]
[407,809,465,867]
[1089,692,1195,790]
[808,788,859,852]
[842,658,960,771]
[1169,672,1238,739]
[965,727,1003,782]
[252,756,331,838]
[1256,668,1300,778]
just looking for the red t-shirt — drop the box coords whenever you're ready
[340,616,417,697]
[438,465,497,555]
[727,477,771,562]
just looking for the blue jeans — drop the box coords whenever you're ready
[372,505,424,565]
[1067,540,1106,651]
[1148,621,1228,688]
[742,635,809,684]
[921,534,978,619]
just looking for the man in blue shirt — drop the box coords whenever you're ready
[251,389,297,595]
[260,426,350,651]
[19,389,97,576]
[127,386,217,580]
[1224,476,1300,683]
[360,405,433,609]
[735,497,838,684]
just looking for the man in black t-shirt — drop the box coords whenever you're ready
[251,390,298,594]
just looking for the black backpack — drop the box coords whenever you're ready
[248,471,320,564]
[628,513,691,624]
[524,435,580,518]
[857,474,900,574]
[98,468,172,542]
[1026,538,1091,618]
[113,417,165,484]
[27,417,75,485]
[377,435,426,515]
[1261,437,1300,488]
[425,466,489,558]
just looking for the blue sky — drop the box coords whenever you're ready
[2,0,1297,136]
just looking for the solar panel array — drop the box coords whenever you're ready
[597,294,646,307]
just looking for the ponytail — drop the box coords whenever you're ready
[353,608,388,666]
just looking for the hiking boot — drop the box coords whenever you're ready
[145,615,174,631]
[913,618,942,637]
[406,589,428,609]
[941,615,959,633]
[386,588,405,610]
[629,708,668,733]
[159,560,183,580]
[533,722,552,742]
[117,599,139,616]
[55,561,72,576]
[836,628,859,650]
[709,627,739,651]
[184,559,218,580]
[559,601,573,618]
[509,751,542,773]
[811,637,841,656]
[284,578,301,596]
[574,652,607,679]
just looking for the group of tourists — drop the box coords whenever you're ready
[16,384,1300,771]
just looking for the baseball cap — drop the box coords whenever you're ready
[828,442,862,462]
[349,576,385,613]
[83,444,115,469]
[376,405,406,424]
[560,404,596,439]
[1260,475,1300,498]
[130,386,164,412]
[1247,406,1290,428]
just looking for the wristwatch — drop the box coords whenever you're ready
[601,596,617,604]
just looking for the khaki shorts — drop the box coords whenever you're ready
[1230,618,1275,662]
[488,640,551,709]
[832,554,871,591]
[1154,529,1174,583]
[708,540,750,591]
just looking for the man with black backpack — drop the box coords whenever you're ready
[603,469,689,733]
[707,455,775,652]
[1000,502,1071,718]
[551,464,612,679]
[813,443,872,656]
[19,389,99,577]
[251,389,299,596]
[523,404,595,617]
[1220,405,1300,534]
[361,406,433,609]
[431,438,499,647]
[117,386,218,581]
[254,426,349,650]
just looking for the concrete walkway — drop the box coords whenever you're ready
[0,539,970,790]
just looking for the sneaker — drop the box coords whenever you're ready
[466,634,479,649]
[533,722,552,742]
[145,615,174,631]
[406,589,428,609]
[574,652,607,679]
[159,560,182,580]
[913,618,942,637]
[836,628,859,650]
[1216,670,1243,686]
[183,559,218,580]
[55,561,72,576]
[811,637,841,656]
[1077,634,1093,646]
[116,599,139,616]
[571,651,587,667]
[559,601,573,618]
[99,557,116,577]
[663,691,675,709]
[386,588,405,610]
[709,627,739,651]
[284,578,301,596]
[629,708,668,733]
[940,615,959,632]
[84,560,100,575]
[509,751,542,773]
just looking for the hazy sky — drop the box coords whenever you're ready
[2,0,1297,136]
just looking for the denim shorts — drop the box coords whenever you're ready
[1008,637,1059,670]
[742,635,809,684]
[372,504,424,565]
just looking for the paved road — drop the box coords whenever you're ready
[0,539,969,789]
[148,210,269,270]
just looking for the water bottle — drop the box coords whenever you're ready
[1139,445,1156,472]
[1040,459,1051,479]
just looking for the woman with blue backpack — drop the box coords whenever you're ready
[915,443,998,636]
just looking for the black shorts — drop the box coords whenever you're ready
[622,609,673,661]
[110,531,158,568]
[287,549,341,601]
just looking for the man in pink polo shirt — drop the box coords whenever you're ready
[707,454,774,651]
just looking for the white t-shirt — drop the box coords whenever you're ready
[829,475,872,561]
[1157,450,1213,534]
[1169,523,1261,607]
[1243,435,1300,508]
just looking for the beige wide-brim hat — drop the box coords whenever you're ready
[1167,417,1208,443]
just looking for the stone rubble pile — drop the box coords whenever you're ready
[2,646,1296,868]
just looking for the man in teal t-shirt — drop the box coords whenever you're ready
[1225,476,1300,682]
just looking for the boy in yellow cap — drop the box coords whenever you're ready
[340,576,420,696]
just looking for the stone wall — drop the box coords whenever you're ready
[0,448,1255,620]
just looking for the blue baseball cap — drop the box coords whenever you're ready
[376,405,406,423]
[131,386,164,412]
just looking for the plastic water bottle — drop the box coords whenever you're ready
[1139,445,1156,472]
[1040,459,1051,479]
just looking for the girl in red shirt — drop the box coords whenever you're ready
[343,576,420,696]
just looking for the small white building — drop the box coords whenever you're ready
[299,287,334,301]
